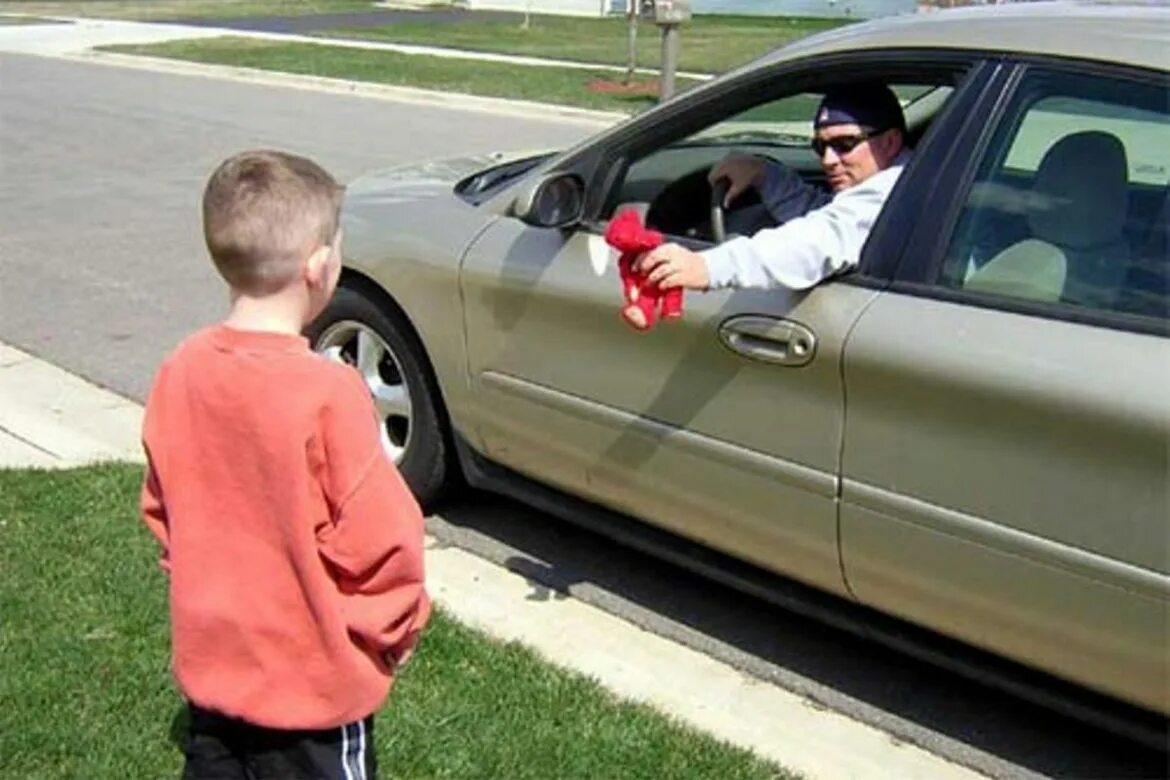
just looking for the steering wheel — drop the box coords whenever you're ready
[710,177,729,244]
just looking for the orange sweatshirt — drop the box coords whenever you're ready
[140,325,431,730]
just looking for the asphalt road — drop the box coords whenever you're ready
[0,52,601,401]
[1,52,1166,779]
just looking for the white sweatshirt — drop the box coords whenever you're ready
[701,150,913,290]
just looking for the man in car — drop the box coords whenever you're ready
[637,81,912,292]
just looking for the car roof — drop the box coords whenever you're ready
[759,1,1170,73]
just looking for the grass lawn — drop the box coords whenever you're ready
[0,0,372,20]
[104,37,705,114]
[0,464,793,779]
[320,13,848,75]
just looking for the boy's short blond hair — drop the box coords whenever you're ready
[202,150,344,296]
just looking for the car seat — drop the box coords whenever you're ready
[964,131,1130,307]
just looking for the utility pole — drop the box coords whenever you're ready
[659,22,679,100]
[643,1,690,103]
[624,0,638,86]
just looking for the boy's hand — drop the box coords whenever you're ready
[383,649,406,670]
[383,631,421,671]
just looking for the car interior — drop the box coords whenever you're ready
[463,62,1167,325]
[945,86,1169,321]
[600,78,955,246]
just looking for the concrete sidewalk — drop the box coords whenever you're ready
[0,343,144,468]
[0,341,985,778]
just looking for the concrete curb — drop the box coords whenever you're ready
[431,539,984,779]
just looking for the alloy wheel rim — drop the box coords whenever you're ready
[316,320,413,464]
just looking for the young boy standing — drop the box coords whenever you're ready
[140,150,430,780]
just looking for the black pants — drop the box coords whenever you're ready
[182,704,377,780]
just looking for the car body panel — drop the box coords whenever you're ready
[343,157,503,447]
[460,214,888,594]
[752,3,1170,74]
[839,293,1170,711]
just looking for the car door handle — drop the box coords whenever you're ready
[718,315,817,367]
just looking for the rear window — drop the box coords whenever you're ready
[1005,97,1169,186]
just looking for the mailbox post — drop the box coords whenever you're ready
[640,0,691,102]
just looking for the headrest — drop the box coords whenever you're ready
[1029,131,1128,250]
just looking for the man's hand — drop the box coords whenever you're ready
[636,243,711,291]
[708,154,768,207]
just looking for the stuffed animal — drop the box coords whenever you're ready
[604,209,684,331]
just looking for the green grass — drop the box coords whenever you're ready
[104,37,706,114]
[320,13,848,75]
[0,0,373,20]
[85,9,845,113]
[0,465,793,780]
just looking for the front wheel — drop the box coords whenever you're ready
[305,283,455,509]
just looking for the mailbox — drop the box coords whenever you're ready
[639,0,692,25]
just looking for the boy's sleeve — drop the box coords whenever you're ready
[316,370,432,664]
[140,460,172,573]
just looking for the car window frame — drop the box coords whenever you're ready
[885,57,1170,338]
[853,58,1008,287]
[484,49,986,271]
[586,52,986,263]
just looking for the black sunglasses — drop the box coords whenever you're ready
[811,128,885,158]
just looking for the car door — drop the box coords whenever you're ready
[459,57,986,596]
[838,64,1170,712]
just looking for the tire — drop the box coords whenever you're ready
[305,282,455,509]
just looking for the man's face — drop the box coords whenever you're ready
[813,123,899,193]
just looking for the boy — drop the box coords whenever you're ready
[140,149,431,780]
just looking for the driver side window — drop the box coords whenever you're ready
[606,82,943,244]
[610,91,825,242]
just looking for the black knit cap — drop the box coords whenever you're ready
[814,82,906,134]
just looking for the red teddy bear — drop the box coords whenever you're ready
[603,209,684,331]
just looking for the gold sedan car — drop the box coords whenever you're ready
[308,3,1169,732]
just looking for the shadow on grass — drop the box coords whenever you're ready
[169,706,189,752]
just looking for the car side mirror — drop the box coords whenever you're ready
[511,173,585,229]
